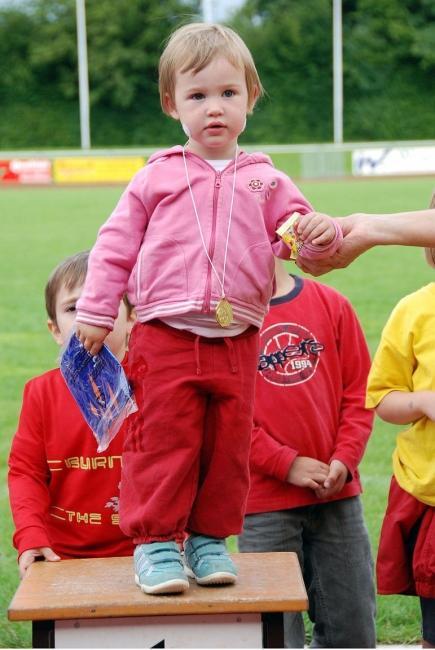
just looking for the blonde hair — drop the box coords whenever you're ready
[159,22,263,114]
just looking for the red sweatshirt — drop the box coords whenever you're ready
[8,368,134,559]
[247,275,373,514]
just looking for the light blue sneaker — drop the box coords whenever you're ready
[183,535,237,585]
[134,542,189,595]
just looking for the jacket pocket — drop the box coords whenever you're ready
[227,242,274,306]
[128,236,189,305]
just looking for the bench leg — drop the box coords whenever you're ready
[32,620,54,648]
[262,612,284,648]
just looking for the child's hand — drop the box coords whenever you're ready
[314,459,349,500]
[18,547,60,579]
[286,456,329,490]
[295,211,336,247]
[76,323,110,356]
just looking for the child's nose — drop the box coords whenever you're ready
[206,100,224,116]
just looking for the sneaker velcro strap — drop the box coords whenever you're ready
[135,542,183,573]
[189,537,228,557]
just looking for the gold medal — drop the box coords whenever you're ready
[216,297,233,328]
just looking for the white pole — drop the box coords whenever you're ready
[333,0,343,143]
[76,0,91,149]
[202,0,214,22]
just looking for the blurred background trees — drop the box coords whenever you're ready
[1,0,434,148]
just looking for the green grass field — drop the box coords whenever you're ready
[1,171,433,646]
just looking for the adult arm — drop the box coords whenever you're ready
[296,208,435,276]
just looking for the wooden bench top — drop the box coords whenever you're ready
[8,552,307,621]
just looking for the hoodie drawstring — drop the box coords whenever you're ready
[194,335,202,375]
[194,335,239,375]
[224,337,238,374]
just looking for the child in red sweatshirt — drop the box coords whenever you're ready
[239,258,376,648]
[8,251,135,577]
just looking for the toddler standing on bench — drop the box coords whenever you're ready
[75,22,341,595]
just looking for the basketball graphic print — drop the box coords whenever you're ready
[258,322,324,386]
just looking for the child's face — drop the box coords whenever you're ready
[166,57,253,159]
[48,282,134,360]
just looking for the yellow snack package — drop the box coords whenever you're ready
[276,212,302,260]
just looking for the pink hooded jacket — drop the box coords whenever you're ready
[76,146,313,330]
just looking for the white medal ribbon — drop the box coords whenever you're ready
[182,145,238,327]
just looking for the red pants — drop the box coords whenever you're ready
[377,477,435,598]
[120,320,259,544]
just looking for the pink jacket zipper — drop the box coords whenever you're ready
[203,171,222,313]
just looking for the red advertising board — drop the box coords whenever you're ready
[0,159,52,184]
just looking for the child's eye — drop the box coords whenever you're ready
[190,93,204,101]
[223,89,235,97]
[66,305,76,313]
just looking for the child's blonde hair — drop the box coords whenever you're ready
[159,22,263,115]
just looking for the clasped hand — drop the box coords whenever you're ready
[287,457,348,499]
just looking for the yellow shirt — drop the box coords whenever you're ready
[366,283,435,506]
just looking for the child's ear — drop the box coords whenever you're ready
[163,93,179,120]
[47,319,63,346]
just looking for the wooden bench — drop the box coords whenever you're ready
[8,552,307,648]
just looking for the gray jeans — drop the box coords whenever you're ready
[238,497,376,648]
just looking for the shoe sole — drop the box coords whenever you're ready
[135,574,189,595]
[184,566,237,585]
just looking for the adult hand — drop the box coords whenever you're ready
[296,213,371,276]
[18,547,60,579]
[286,456,330,490]
[314,459,349,499]
[76,323,110,356]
